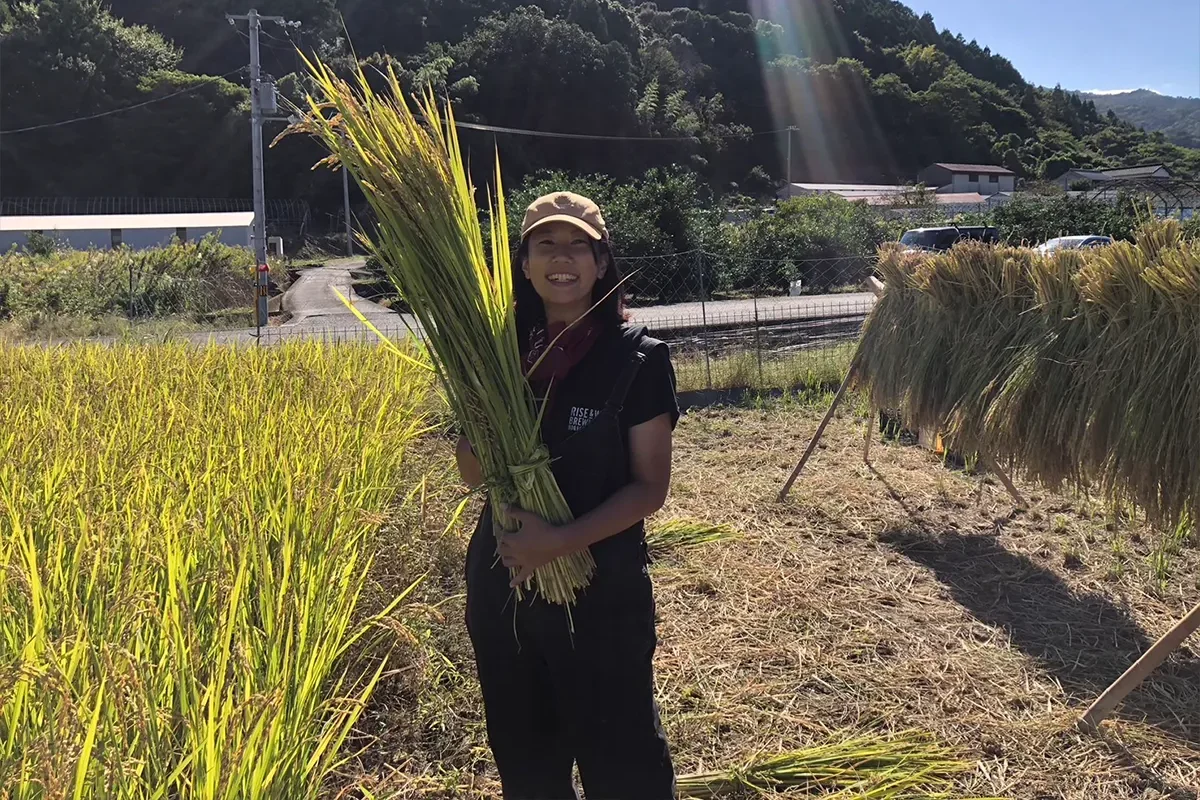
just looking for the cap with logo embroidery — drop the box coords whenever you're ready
[520,192,608,241]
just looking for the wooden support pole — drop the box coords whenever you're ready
[1080,601,1200,730]
[977,452,1025,507]
[778,355,860,502]
[863,406,875,465]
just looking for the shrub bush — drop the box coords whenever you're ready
[710,196,894,293]
[973,194,1141,245]
[0,234,255,320]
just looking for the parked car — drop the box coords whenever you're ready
[1035,235,1113,253]
[899,225,1000,252]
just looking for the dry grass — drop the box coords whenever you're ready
[358,398,1200,799]
[673,342,855,394]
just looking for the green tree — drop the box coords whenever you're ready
[0,0,247,196]
[987,195,1140,244]
[106,0,339,74]
[448,7,639,179]
[1040,156,1074,180]
[715,195,892,292]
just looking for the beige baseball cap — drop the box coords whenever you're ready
[520,191,608,241]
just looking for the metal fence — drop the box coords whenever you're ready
[246,251,874,393]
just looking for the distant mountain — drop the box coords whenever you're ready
[1079,90,1200,149]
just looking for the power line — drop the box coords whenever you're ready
[0,69,246,135]
[240,25,295,52]
[453,121,791,142]
[259,27,294,47]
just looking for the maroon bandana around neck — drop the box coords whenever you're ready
[523,315,601,398]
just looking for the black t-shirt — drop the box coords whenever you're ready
[465,326,679,600]
[536,323,680,448]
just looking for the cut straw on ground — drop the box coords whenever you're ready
[647,517,740,559]
[675,730,977,798]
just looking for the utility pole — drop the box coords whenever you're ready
[342,164,354,256]
[786,125,797,188]
[229,8,287,330]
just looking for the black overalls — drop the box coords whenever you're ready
[465,327,676,800]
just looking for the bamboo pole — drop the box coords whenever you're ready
[864,406,875,464]
[976,452,1025,507]
[1080,601,1200,730]
[778,353,861,502]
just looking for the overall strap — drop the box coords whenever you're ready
[603,337,659,414]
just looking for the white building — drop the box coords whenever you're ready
[777,182,1012,215]
[777,182,915,201]
[0,212,255,252]
[917,163,1016,195]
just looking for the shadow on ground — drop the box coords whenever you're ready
[874,474,1200,746]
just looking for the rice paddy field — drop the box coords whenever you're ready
[3,340,1198,798]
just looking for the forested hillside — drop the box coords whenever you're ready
[1080,90,1200,150]
[3,0,1198,210]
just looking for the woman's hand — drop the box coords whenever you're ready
[455,435,484,488]
[499,507,573,588]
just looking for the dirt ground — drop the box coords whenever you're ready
[354,397,1200,799]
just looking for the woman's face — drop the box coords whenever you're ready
[522,221,605,314]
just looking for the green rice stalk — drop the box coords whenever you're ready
[646,518,739,558]
[675,729,975,798]
[854,221,1200,533]
[282,56,594,604]
[0,341,428,797]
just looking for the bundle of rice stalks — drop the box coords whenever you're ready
[283,57,593,604]
[646,517,739,558]
[676,730,973,798]
[855,220,1200,529]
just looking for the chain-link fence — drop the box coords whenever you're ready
[119,269,257,321]
[247,251,873,394]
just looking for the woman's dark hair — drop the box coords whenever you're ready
[513,236,626,344]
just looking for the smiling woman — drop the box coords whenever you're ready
[456,191,681,798]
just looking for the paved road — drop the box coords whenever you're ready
[186,257,414,345]
[282,257,404,328]
[185,262,874,346]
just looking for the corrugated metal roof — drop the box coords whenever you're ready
[929,163,1015,175]
[934,192,1001,204]
[0,212,255,231]
[860,192,1003,206]
[1101,164,1170,179]
[791,183,912,193]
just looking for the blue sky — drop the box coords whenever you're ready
[904,0,1200,97]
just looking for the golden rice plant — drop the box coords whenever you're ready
[280,55,593,605]
[676,729,975,798]
[0,340,428,798]
[646,517,739,559]
[856,220,1200,529]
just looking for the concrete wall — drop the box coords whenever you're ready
[0,225,253,252]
